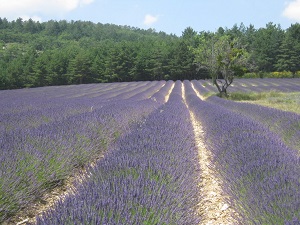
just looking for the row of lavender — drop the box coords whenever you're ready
[184,81,300,224]
[197,78,300,94]
[36,81,202,225]
[0,81,171,222]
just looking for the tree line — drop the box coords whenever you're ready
[0,18,300,90]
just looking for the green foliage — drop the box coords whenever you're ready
[250,22,284,72]
[276,23,300,74]
[229,91,300,115]
[193,34,249,96]
[0,18,300,90]
[241,71,299,78]
[241,72,262,78]
[0,19,185,89]
[267,71,294,78]
[228,91,284,101]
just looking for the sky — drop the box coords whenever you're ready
[0,0,300,36]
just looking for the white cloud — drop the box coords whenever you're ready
[143,14,159,26]
[283,0,300,20]
[0,0,94,20]
[21,15,43,22]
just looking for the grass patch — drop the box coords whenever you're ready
[228,91,300,114]
[228,91,284,101]
[202,91,216,99]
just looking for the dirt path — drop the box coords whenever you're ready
[182,83,240,225]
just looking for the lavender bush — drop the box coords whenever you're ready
[202,94,300,153]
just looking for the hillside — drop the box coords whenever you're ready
[0,18,300,90]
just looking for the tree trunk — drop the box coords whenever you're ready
[219,90,228,98]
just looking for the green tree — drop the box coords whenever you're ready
[168,40,197,80]
[23,19,37,33]
[33,51,51,86]
[0,61,12,89]
[45,20,61,36]
[21,48,38,87]
[250,23,284,72]
[90,54,106,82]
[67,50,94,84]
[46,49,70,85]
[194,34,248,97]
[144,46,165,80]
[0,17,9,29]
[13,18,24,32]
[276,23,300,76]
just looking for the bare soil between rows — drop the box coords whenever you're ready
[182,83,240,225]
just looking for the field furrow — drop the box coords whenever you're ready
[182,81,240,225]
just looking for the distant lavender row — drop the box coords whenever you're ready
[229,78,300,93]
[0,81,152,118]
[0,82,133,107]
[127,81,167,101]
[96,81,151,100]
[107,81,159,101]
[0,81,165,133]
[36,81,202,225]
[184,81,300,225]
[150,80,174,103]
[0,81,170,222]
[193,78,300,94]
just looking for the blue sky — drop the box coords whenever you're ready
[0,0,300,36]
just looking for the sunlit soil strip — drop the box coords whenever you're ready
[148,84,165,99]
[165,82,175,102]
[191,83,205,100]
[6,155,104,225]
[182,83,239,225]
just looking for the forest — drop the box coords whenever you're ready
[0,17,300,90]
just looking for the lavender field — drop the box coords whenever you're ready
[1,79,299,225]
